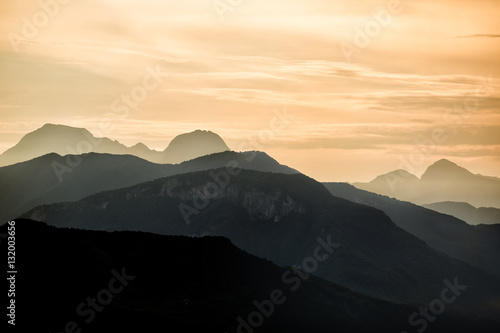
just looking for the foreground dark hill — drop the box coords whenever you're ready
[423,201,500,225]
[0,124,230,166]
[0,150,297,223]
[22,170,500,318]
[5,219,498,333]
[323,182,500,278]
[354,159,500,208]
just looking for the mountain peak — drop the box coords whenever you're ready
[40,123,58,129]
[38,123,88,132]
[0,124,135,167]
[431,158,459,168]
[162,130,230,164]
[368,169,419,185]
[23,124,99,146]
[421,159,473,181]
[15,123,93,149]
[130,142,150,150]
[386,169,419,179]
[0,124,235,167]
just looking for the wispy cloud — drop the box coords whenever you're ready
[454,34,500,38]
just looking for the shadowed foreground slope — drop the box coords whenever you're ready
[3,219,499,333]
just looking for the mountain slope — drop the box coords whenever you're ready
[423,201,500,225]
[323,182,500,277]
[354,159,500,208]
[5,219,498,332]
[21,170,500,317]
[0,151,297,223]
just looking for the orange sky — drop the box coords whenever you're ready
[1,0,499,181]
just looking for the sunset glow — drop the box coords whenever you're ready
[1,0,499,181]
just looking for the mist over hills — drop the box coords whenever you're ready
[0,150,297,223]
[3,124,500,330]
[7,219,498,333]
[354,159,500,208]
[422,201,500,226]
[0,124,229,166]
[323,182,500,277]
[21,169,500,317]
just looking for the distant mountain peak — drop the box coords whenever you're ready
[38,123,88,132]
[6,123,98,147]
[131,142,149,150]
[40,123,58,129]
[421,158,473,181]
[167,129,227,145]
[432,158,459,167]
[353,158,500,209]
[162,130,230,164]
[193,129,210,134]
[386,169,419,179]
[0,125,233,167]
[367,169,419,185]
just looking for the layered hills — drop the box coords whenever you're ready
[422,201,500,225]
[21,169,500,317]
[0,151,297,223]
[323,182,500,277]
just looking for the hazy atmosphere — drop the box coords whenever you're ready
[1,0,499,181]
[2,1,500,332]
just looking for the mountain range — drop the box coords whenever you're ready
[422,201,500,225]
[2,124,500,331]
[323,182,500,277]
[354,159,500,209]
[21,169,500,319]
[6,219,498,333]
[0,124,229,166]
[0,150,297,223]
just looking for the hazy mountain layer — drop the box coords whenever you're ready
[423,201,500,226]
[0,124,229,166]
[354,159,500,208]
[323,182,500,277]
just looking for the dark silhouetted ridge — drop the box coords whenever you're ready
[4,219,498,332]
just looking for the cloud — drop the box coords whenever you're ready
[454,34,500,38]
